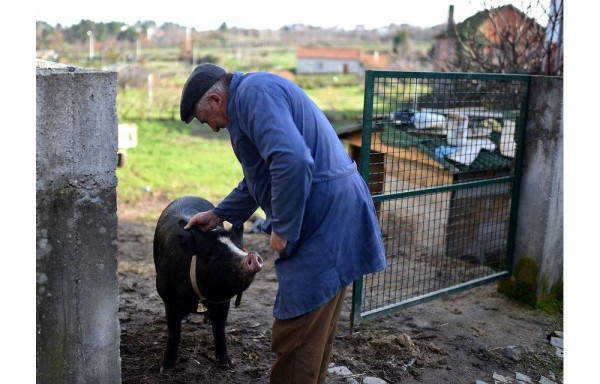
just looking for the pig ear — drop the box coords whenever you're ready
[177,228,197,256]
[229,224,244,247]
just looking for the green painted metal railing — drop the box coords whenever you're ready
[351,70,531,330]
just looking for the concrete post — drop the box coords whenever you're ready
[36,60,121,383]
[515,76,563,299]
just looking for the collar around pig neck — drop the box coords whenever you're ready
[189,254,244,306]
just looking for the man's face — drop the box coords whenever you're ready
[193,95,228,133]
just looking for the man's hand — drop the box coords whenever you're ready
[184,210,224,232]
[270,231,287,255]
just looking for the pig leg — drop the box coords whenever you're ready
[206,301,232,367]
[161,303,184,372]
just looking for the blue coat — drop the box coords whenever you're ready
[212,71,386,319]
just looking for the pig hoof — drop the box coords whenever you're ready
[217,357,233,368]
[160,365,172,373]
[160,360,176,373]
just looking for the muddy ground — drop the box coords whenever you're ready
[117,195,563,384]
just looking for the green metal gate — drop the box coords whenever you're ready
[350,71,531,329]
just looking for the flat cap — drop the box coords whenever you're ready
[180,63,226,124]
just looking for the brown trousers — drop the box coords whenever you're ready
[269,286,347,384]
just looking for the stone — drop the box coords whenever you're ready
[549,336,563,349]
[515,372,532,383]
[363,377,388,384]
[503,345,521,362]
[492,372,511,383]
[539,376,558,384]
[554,347,563,358]
[328,365,353,376]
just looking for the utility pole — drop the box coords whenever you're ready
[87,30,94,60]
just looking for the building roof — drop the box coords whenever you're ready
[297,47,363,60]
[456,4,540,38]
[435,4,541,40]
[417,133,512,173]
[337,124,512,174]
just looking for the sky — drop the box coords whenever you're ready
[34,0,553,31]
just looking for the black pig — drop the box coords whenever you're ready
[153,196,263,371]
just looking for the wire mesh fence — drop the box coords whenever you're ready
[351,71,531,328]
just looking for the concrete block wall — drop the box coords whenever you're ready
[36,60,121,383]
[515,76,563,299]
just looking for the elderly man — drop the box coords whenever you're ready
[181,63,386,384]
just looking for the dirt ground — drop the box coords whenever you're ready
[117,195,563,384]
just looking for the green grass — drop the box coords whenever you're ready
[306,85,364,111]
[116,119,243,206]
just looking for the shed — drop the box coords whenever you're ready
[337,112,515,264]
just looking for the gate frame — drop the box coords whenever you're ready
[351,70,532,330]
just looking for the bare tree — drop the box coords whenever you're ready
[449,1,563,75]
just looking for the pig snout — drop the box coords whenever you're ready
[243,252,263,273]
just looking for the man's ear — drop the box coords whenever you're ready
[210,93,223,107]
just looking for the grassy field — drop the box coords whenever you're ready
[116,120,242,206]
